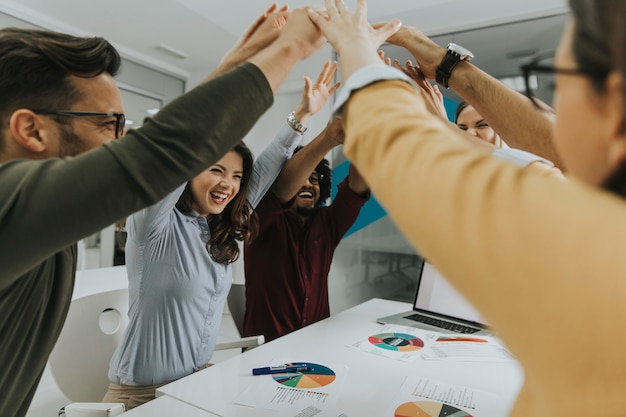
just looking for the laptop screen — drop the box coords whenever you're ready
[414,261,489,326]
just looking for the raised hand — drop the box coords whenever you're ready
[277,7,327,60]
[324,116,345,147]
[296,60,341,119]
[374,23,445,80]
[210,3,290,79]
[393,59,447,118]
[308,0,401,81]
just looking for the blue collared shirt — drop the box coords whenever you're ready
[108,122,302,386]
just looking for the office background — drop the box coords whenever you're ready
[0,1,566,415]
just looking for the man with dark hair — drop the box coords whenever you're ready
[0,6,326,416]
[244,117,370,342]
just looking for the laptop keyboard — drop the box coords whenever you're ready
[403,313,482,334]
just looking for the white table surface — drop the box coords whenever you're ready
[122,395,218,416]
[157,298,524,416]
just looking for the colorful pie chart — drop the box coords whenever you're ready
[271,362,336,388]
[395,401,472,417]
[368,332,425,351]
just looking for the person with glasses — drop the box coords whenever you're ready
[103,60,339,409]
[243,116,369,342]
[0,5,327,417]
[309,0,626,415]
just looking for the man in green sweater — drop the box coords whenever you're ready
[0,5,325,417]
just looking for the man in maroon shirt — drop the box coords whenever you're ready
[243,118,369,342]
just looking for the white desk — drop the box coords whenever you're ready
[122,395,218,416]
[157,298,523,416]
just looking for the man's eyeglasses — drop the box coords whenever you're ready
[520,50,607,108]
[32,109,126,138]
[307,172,323,185]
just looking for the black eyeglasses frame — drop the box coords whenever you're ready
[32,109,126,139]
[519,50,606,109]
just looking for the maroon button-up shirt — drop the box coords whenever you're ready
[243,177,369,341]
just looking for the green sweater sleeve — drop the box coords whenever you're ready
[0,62,272,286]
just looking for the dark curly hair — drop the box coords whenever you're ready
[176,142,258,264]
[293,145,332,206]
[0,27,121,152]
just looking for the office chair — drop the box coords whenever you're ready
[49,286,130,402]
[48,266,261,415]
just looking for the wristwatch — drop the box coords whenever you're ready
[287,111,307,135]
[435,43,474,89]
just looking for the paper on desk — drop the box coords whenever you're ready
[348,324,438,362]
[234,359,348,413]
[381,375,504,417]
[420,335,515,362]
[276,405,350,417]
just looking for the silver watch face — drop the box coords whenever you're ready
[447,43,474,60]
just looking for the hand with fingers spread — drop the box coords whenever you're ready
[393,59,447,118]
[373,23,445,80]
[293,60,341,126]
[209,3,290,80]
[307,0,401,81]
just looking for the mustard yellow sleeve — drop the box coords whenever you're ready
[342,80,626,416]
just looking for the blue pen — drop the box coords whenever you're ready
[252,365,310,375]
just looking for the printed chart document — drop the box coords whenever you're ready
[421,335,515,362]
[282,405,350,417]
[348,324,437,362]
[234,359,348,413]
[382,375,505,417]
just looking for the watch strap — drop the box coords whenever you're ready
[436,50,461,89]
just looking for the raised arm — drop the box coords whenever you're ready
[272,117,345,203]
[382,24,563,169]
[246,60,341,208]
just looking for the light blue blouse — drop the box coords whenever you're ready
[108,123,302,386]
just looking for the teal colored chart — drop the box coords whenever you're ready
[271,362,336,389]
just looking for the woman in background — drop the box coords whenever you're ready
[454,100,507,148]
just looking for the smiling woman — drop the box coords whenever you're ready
[176,143,253,263]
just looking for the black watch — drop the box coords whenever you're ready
[435,43,474,89]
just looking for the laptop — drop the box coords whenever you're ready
[376,261,491,335]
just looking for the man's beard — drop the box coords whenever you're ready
[57,121,89,157]
[295,205,317,217]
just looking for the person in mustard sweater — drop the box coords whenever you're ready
[308,0,626,416]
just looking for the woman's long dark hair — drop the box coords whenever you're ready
[176,142,258,264]
[569,0,626,196]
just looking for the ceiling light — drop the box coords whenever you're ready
[154,43,189,60]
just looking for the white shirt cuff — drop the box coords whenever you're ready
[492,148,554,168]
[333,64,413,115]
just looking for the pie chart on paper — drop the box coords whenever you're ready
[368,332,425,352]
[394,401,472,417]
[271,362,336,388]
